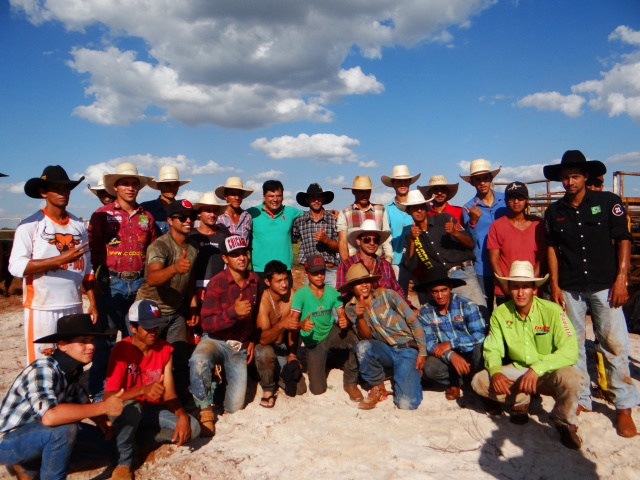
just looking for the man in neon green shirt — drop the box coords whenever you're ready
[471,261,583,449]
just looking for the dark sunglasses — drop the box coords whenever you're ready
[360,235,380,244]
[171,213,197,222]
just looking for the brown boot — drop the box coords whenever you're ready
[444,385,461,401]
[510,403,530,425]
[199,408,216,437]
[358,384,388,410]
[111,465,134,480]
[616,408,637,438]
[344,384,364,402]
[556,423,582,450]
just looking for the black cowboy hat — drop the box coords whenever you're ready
[543,150,607,182]
[0,173,7,177]
[413,265,466,292]
[34,314,111,344]
[24,165,85,199]
[296,183,334,208]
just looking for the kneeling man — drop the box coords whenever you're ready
[471,261,583,449]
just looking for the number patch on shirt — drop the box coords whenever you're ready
[612,204,624,216]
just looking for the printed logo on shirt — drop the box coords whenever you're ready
[505,320,513,328]
[534,325,550,335]
[453,316,464,322]
[108,235,122,247]
[612,204,624,216]
[591,206,601,215]
[139,215,149,226]
[560,312,572,337]
[41,228,83,253]
[107,215,120,223]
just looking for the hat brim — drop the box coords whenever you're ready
[193,202,229,212]
[215,185,254,200]
[296,190,334,208]
[103,174,152,196]
[397,194,435,212]
[460,167,501,183]
[34,329,111,343]
[495,273,549,288]
[346,227,392,249]
[148,179,191,190]
[380,173,421,188]
[0,173,7,177]
[413,276,467,292]
[337,274,383,293]
[543,161,606,182]
[342,186,381,190]
[417,184,459,202]
[24,176,85,199]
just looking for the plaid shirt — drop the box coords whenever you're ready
[292,210,339,265]
[0,352,88,434]
[344,288,427,356]
[216,211,252,243]
[417,293,485,361]
[336,253,406,299]
[337,203,392,259]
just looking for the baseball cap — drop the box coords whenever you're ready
[304,254,326,273]
[504,181,529,200]
[128,299,164,329]
[166,199,195,217]
[222,235,250,255]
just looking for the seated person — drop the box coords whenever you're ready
[341,264,427,410]
[415,266,485,401]
[290,255,362,402]
[255,260,306,408]
[0,314,123,480]
[471,261,583,449]
[106,300,201,479]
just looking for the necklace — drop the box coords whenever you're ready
[267,290,282,319]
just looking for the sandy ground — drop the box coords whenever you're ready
[1,278,640,480]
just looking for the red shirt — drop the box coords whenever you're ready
[105,336,172,405]
[88,201,156,273]
[427,202,463,224]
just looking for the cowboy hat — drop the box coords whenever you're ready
[346,219,391,249]
[495,261,549,287]
[88,173,109,196]
[381,165,421,188]
[460,159,501,183]
[103,163,153,196]
[418,175,459,201]
[342,175,380,191]
[296,183,334,207]
[413,265,466,291]
[397,190,434,212]
[543,150,607,182]
[34,314,111,343]
[337,263,382,293]
[193,191,229,212]
[215,177,254,200]
[148,165,191,189]
[24,165,85,199]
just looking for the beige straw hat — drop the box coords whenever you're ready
[342,175,380,191]
[103,163,153,196]
[495,261,549,287]
[215,177,254,200]
[148,165,191,189]
[460,159,502,183]
[397,190,434,212]
[337,263,382,293]
[417,175,459,201]
[88,173,108,196]
[346,219,392,249]
[193,192,229,213]
[381,165,421,188]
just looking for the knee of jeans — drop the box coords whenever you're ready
[395,394,420,410]
[254,344,274,363]
[354,341,370,360]
[118,400,143,423]
[48,422,79,445]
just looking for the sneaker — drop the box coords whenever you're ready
[556,423,582,449]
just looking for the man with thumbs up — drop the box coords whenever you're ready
[292,183,340,287]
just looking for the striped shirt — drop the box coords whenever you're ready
[336,203,392,259]
[336,253,406,299]
[291,210,339,265]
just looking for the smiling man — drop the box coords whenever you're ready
[141,165,191,236]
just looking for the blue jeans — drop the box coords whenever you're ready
[89,275,143,397]
[563,289,640,410]
[355,339,422,410]
[451,266,488,321]
[0,422,109,480]
[111,400,201,467]
[189,335,248,413]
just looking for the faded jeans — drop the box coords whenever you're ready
[254,343,307,395]
[189,335,248,413]
[563,289,640,410]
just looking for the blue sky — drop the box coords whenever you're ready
[1,0,639,227]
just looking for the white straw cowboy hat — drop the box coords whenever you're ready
[103,163,153,197]
[495,261,549,287]
[346,219,391,249]
[215,177,254,200]
[381,165,421,188]
[337,263,382,293]
[342,175,381,191]
[193,192,229,213]
[460,159,502,183]
[398,190,434,212]
[148,165,191,189]
[418,175,459,201]
[88,173,109,196]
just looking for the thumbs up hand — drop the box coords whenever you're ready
[314,227,328,243]
[444,217,457,236]
[410,221,421,239]
[173,249,191,274]
[234,291,252,317]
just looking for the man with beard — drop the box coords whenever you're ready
[419,175,463,223]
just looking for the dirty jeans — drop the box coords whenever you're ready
[471,364,583,425]
[306,325,360,394]
[189,335,248,413]
[563,289,640,410]
[355,339,422,410]
[254,343,307,395]
[422,343,484,386]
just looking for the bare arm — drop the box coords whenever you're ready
[547,245,564,308]
[338,231,349,262]
[23,243,91,276]
[488,249,508,296]
[610,239,631,308]
[42,390,124,426]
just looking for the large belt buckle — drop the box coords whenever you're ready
[120,271,138,281]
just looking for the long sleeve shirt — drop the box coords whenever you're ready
[337,203,392,260]
[336,253,406,299]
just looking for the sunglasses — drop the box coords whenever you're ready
[360,235,380,244]
[171,213,197,222]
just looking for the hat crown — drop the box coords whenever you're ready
[351,175,373,189]
[469,159,492,175]
[390,165,412,178]
[224,177,245,189]
[345,263,372,283]
[157,165,181,181]
[306,183,324,195]
[358,219,380,232]
[41,165,72,182]
[428,175,448,186]
[115,162,141,176]
[405,190,427,205]
[506,261,536,279]
[197,191,223,206]
[97,173,107,189]
[561,150,587,164]
[223,235,249,254]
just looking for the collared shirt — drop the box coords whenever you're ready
[427,202,463,224]
[385,200,414,265]
[0,351,88,434]
[89,201,156,273]
[336,203,392,260]
[417,293,485,361]
[292,210,339,265]
[216,211,252,244]
[344,288,427,356]
[247,204,303,272]
[200,268,259,343]
[140,197,169,236]
[336,253,406,299]
[483,296,578,377]
[545,189,632,292]
[402,213,475,282]
[462,191,508,276]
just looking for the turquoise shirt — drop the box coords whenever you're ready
[385,200,413,265]
[247,204,303,272]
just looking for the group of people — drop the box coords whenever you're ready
[1,149,638,479]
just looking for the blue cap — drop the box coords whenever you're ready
[128,299,164,330]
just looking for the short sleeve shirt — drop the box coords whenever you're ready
[247,205,303,272]
[188,229,230,287]
[291,285,343,347]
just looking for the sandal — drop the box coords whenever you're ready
[260,391,277,408]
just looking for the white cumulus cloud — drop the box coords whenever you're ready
[517,92,585,117]
[251,133,360,163]
[253,170,284,180]
[326,175,345,185]
[358,160,378,168]
[606,151,640,165]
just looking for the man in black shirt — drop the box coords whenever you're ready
[544,150,640,438]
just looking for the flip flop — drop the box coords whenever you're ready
[260,392,277,408]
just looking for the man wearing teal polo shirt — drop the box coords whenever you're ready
[247,180,303,286]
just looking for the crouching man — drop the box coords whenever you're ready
[471,261,583,449]
[341,264,427,410]
[105,300,200,480]
[0,314,124,480]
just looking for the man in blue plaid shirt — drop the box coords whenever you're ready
[416,266,485,401]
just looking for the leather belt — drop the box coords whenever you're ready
[109,269,144,281]
[446,260,474,275]
[325,263,335,268]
